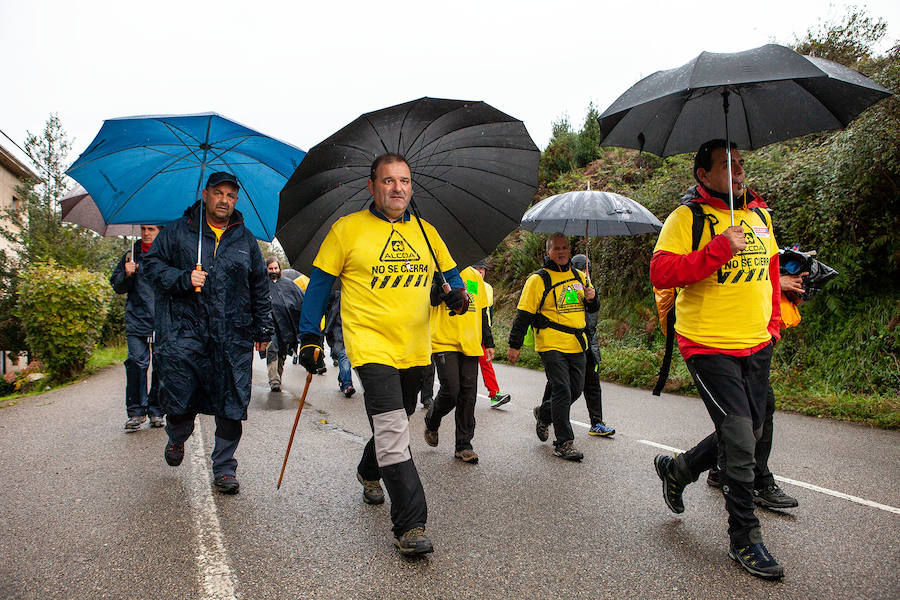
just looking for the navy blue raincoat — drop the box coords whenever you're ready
[143,201,273,420]
[109,244,155,337]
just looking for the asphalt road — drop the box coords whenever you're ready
[0,356,897,600]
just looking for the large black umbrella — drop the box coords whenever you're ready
[597,43,891,221]
[277,97,540,273]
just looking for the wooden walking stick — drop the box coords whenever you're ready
[276,348,319,490]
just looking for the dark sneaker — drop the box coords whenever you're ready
[553,440,584,461]
[343,386,356,398]
[270,385,281,392]
[489,392,511,408]
[707,468,723,488]
[213,474,240,495]
[454,449,479,463]
[533,407,549,442]
[356,473,385,505]
[164,442,184,466]
[753,484,799,509]
[125,415,146,431]
[421,397,433,410]
[654,454,685,514]
[588,422,615,436]
[394,526,433,555]
[729,542,784,579]
[149,416,165,428]
[423,428,439,447]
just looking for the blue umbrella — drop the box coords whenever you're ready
[65,112,306,242]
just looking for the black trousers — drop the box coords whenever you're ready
[674,343,773,546]
[536,350,586,445]
[424,352,478,452]
[356,363,427,537]
[541,349,603,425]
[165,412,242,476]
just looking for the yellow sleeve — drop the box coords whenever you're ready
[516,274,543,313]
[312,223,346,277]
[653,205,693,255]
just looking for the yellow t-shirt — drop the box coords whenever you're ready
[208,222,225,257]
[654,204,777,348]
[313,209,456,369]
[430,266,487,356]
[516,267,592,353]
[484,281,494,327]
[293,273,310,291]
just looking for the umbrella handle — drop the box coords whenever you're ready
[194,264,203,293]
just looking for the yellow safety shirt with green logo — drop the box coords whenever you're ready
[516,268,592,354]
[430,266,487,357]
[313,209,456,369]
[654,204,777,349]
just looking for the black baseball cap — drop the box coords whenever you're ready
[206,171,240,189]
[472,258,488,270]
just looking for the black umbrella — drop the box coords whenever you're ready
[597,43,891,222]
[277,97,540,273]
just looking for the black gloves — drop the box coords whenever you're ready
[443,288,469,314]
[430,276,444,307]
[298,334,326,375]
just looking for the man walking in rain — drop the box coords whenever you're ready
[110,224,164,431]
[297,153,467,555]
[265,256,304,393]
[649,139,784,579]
[507,233,598,461]
[144,172,272,495]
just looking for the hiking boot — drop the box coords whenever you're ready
[270,384,281,392]
[654,454,685,514]
[729,542,784,579]
[753,484,799,509]
[533,407,549,442]
[125,415,146,431]
[164,442,185,466]
[454,449,479,463]
[394,526,433,555]
[707,468,723,488]
[343,385,356,398]
[356,472,385,505]
[213,474,240,495]
[489,391,511,408]
[420,397,433,410]
[553,440,583,461]
[149,416,165,428]
[588,422,615,436]
[423,428,439,447]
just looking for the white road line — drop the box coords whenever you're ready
[188,420,238,600]
[635,438,900,516]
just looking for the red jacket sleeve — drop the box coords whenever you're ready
[767,253,782,340]
[650,234,734,289]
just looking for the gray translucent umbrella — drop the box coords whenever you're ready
[60,186,136,237]
[520,190,662,285]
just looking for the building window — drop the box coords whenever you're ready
[12,196,20,211]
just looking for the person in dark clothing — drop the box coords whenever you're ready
[265,257,304,393]
[143,171,272,495]
[110,225,164,431]
[649,139,784,579]
[507,233,599,461]
[324,287,355,397]
[536,253,615,437]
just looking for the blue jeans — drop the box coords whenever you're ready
[335,348,352,390]
[125,335,161,418]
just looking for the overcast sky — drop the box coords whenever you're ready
[2,0,897,170]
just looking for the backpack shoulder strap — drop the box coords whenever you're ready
[684,201,716,252]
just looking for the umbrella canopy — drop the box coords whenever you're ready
[520,191,662,236]
[277,97,540,272]
[66,112,306,241]
[60,185,137,237]
[597,43,892,157]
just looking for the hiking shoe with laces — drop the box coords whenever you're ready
[588,422,615,436]
[753,484,799,509]
[654,454,685,513]
[424,429,439,447]
[270,384,281,392]
[729,542,784,579]
[553,440,584,461]
[149,416,165,428]
[394,526,433,555]
[343,385,356,398]
[125,415,146,431]
[356,472,385,505]
[164,442,184,466]
[707,468,723,488]
[533,407,549,442]
[489,392,511,408]
[454,449,479,463]
[214,474,240,495]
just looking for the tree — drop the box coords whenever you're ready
[575,102,603,168]
[539,114,577,183]
[793,8,887,69]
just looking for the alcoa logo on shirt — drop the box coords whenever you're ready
[370,230,431,290]
[716,220,771,285]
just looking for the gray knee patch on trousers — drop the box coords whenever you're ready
[720,415,756,483]
[372,408,411,467]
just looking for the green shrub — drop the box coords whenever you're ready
[16,262,111,379]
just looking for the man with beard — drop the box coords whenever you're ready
[265,256,304,392]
